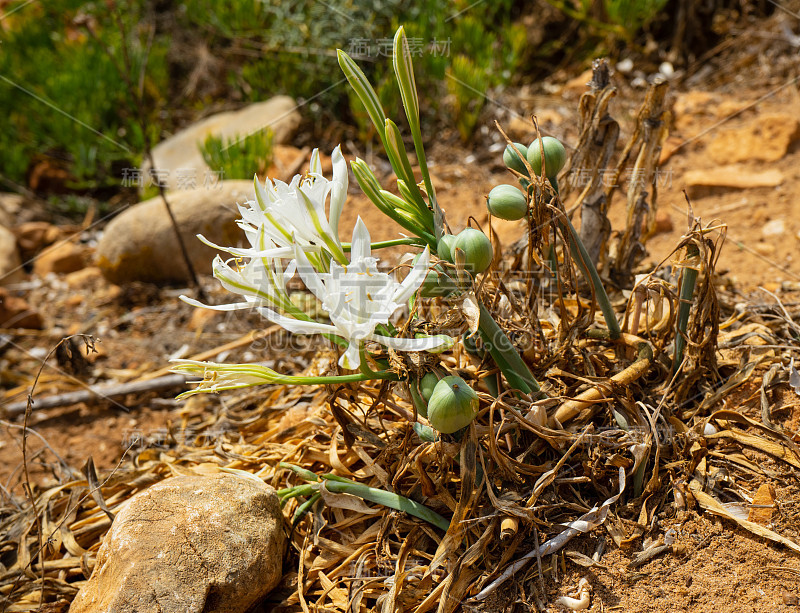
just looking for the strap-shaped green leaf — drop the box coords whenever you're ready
[337,49,387,143]
[393,26,443,238]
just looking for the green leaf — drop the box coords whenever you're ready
[392,26,442,238]
[321,474,450,531]
[337,49,387,144]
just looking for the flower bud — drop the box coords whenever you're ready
[487,184,528,221]
[437,234,457,262]
[454,228,493,274]
[526,136,566,178]
[503,142,529,175]
[426,375,479,434]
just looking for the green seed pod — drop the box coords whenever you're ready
[437,234,457,262]
[419,372,439,402]
[414,253,457,297]
[503,142,529,175]
[526,136,567,178]
[487,184,528,221]
[426,375,479,434]
[409,380,429,418]
[454,228,493,274]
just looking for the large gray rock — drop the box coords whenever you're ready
[146,96,301,191]
[69,473,286,613]
[96,180,251,284]
[0,225,24,285]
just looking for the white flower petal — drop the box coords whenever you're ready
[393,246,430,303]
[309,148,322,176]
[350,217,371,262]
[293,243,328,300]
[339,341,362,369]
[180,295,257,311]
[329,145,347,236]
[369,332,454,353]
[257,306,339,336]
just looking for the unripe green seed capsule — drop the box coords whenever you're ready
[414,253,456,297]
[427,375,479,434]
[420,372,439,402]
[454,228,493,274]
[487,184,528,221]
[503,142,529,175]
[437,234,457,262]
[409,380,429,418]
[526,136,567,179]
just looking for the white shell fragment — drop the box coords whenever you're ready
[556,577,591,610]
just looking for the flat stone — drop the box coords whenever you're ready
[762,219,786,238]
[0,287,43,329]
[14,221,62,260]
[95,180,251,284]
[146,96,302,191]
[65,266,104,289]
[33,242,86,276]
[69,473,286,613]
[708,114,800,164]
[684,165,784,188]
[0,225,24,285]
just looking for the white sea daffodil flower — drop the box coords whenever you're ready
[259,217,453,369]
[181,252,297,314]
[197,146,349,265]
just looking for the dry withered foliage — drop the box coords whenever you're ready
[3,66,800,613]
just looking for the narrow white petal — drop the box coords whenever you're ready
[369,332,454,353]
[309,148,322,175]
[180,295,258,311]
[293,243,328,300]
[257,306,339,336]
[393,246,430,303]
[329,145,347,236]
[253,175,269,211]
[339,341,362,369]
[350,217,372,261]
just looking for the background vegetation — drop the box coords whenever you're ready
[0,0,752,197]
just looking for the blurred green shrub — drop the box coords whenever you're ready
[546,0,668,43]
[0,0,168,188]
[182,0,527,142]
[199,128,274,181]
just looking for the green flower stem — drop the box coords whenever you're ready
[292,492,321,525]
[259,368,396,386]
[342,238,427,251]
[279,462,321,482]
[673,243,699,372]
[477,303,541,395]
[550,177,621,339]
[320,473,450,531]
[277,483,317,504]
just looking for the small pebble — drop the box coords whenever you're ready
[617,58,634,73]
[783,591,799,606]
[659,62,675,78]
[762,219,786,238]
